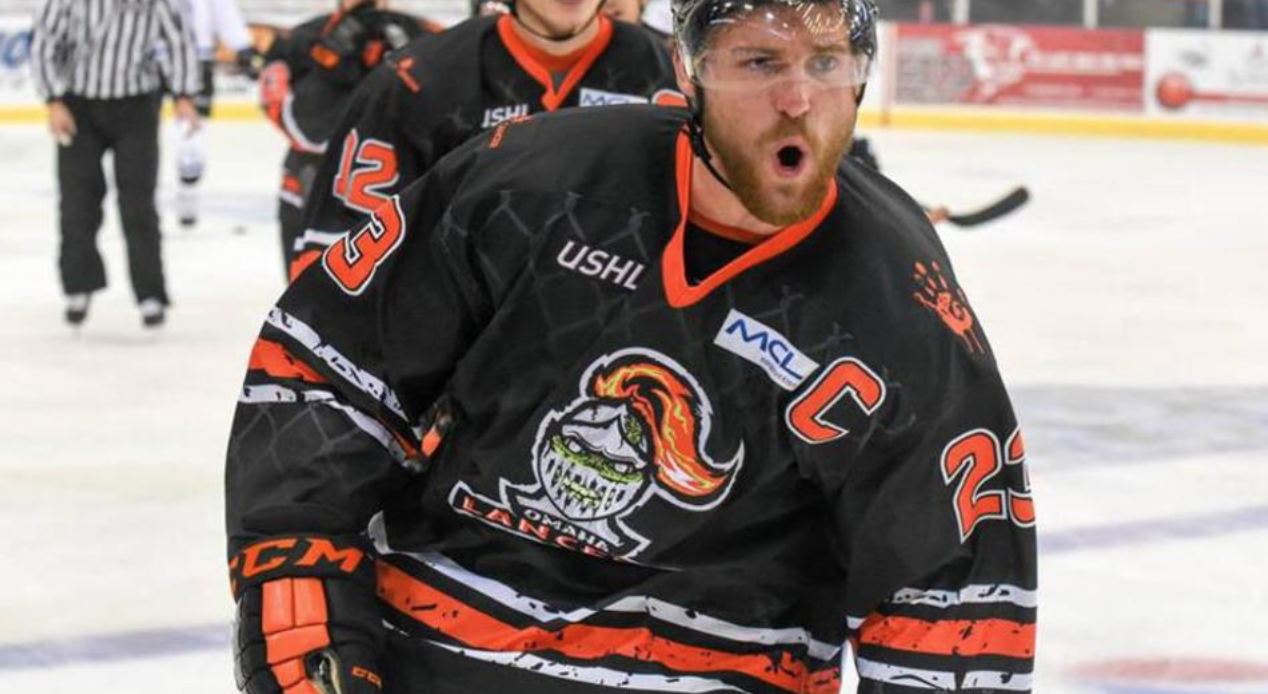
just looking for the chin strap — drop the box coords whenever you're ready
[686,89,733,191]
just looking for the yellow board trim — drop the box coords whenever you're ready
[856,107,1268,145]
[4,102,1267,145]
[0,100,266,123]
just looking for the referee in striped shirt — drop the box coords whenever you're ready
[31,0,201,329]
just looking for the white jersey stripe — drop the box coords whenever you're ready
[239,385,423,471]
[265,308,409,423]
[890,584,1037,610]
[854,657,1030,691]
[426,641,748,692]
[846,585,1038,630]
[963,670,1033,691]
[282,94,329,154]
[294,230,348,252]
[381,548,842,662]
[279,189,305,209]
[855,657,956,690]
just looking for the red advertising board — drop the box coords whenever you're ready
[896,24,1145,110]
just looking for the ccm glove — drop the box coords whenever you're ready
[230,536,385,694]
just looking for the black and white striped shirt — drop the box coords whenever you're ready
[30,0,200,101]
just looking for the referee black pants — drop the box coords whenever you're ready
[57,92,168,305]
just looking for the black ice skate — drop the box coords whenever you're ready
[139,298,166,329]
[65,293,90,327]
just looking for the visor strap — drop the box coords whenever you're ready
[687,90,734,192]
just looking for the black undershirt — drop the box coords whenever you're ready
[682,222,757,285]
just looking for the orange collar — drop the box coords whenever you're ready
[663,130,838,309]
[496,14,614,111]
[687,210,767,246]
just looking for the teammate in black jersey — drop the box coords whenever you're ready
[259,0,436,277]
[226,0,1037,692]
[287,0,682,279]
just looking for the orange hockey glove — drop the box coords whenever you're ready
[229,536,384,694]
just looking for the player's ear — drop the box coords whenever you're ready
[672,48,696,100]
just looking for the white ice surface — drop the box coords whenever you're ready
[1,120,1266,693]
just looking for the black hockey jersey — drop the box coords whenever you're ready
[290,13,680,276]
[227,106,1037,693]
[260,8,436,157]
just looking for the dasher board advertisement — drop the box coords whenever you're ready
[1147,29,1268,121]
[895,23,1145,111]
[0,16,36,105]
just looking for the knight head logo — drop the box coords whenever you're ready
[507,348,743,557]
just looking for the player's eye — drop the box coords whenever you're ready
[807,53,843,77]
[741,57,783,74]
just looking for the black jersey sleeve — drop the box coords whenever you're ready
[792,214,1037,691]
[225,139,498,553]
[835,370,1036,692]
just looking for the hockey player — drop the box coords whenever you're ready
[173,0,257,228]
[287,0,682,279]
[260,0,435,276]
[226,0,1036,692]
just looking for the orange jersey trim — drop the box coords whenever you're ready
[859,614,1036,659]
[687,210,766,246]
[249,339,328,384]
[496,14,614,111]
[377,561,837,693]
[281,173,303,194]
[662,131,838,309]
[288,250,322,283]
[419,424,443,457]
[503,30,595,74]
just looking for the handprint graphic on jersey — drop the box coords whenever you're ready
[913,260,985,354]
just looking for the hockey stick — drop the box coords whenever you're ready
[935,186,1031,228]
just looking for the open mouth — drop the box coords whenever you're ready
[775,145,806,176]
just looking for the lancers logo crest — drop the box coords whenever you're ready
[450,348,743,560]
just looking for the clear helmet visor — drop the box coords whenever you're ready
[678,0,875,92]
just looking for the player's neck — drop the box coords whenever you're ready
[688,156,783,238]
[511,12,603,57]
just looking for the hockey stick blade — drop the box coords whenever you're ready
[945,187,1030,228]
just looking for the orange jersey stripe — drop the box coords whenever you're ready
[859,614,1035,659]
[248,339,327,384]
[376,561,835,693]
[289,250,322,282]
